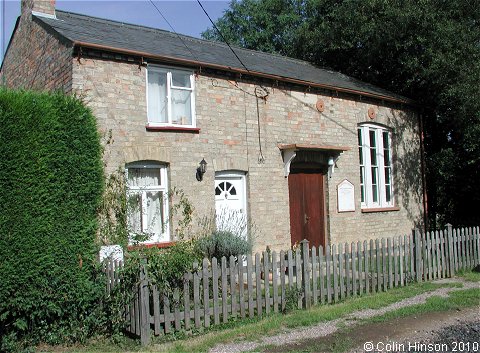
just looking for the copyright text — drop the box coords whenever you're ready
[363,340,479,352]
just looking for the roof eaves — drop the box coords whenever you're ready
[73,40,416,106]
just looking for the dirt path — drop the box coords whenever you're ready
[209,279,479,353]
[265,306,479,353]
[346,307,479,353]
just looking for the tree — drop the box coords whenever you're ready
[203,0,480,228]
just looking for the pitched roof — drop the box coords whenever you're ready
[35,10,412,104]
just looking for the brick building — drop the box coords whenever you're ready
[1,0,426,252]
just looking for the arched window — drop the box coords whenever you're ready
[358,124,394,208]
[126,161,169,243]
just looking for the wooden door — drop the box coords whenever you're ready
[288,172,326,249]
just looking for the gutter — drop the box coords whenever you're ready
[73,41,417,107]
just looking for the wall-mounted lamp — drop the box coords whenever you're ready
[196,158,207,181]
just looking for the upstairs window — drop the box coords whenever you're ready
[147,66,195,127]
[126,162,169,243]
[358,124,394,209]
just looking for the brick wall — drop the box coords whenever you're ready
[72,57,423,253]
[0,14,72,92]
[21,0,56,16]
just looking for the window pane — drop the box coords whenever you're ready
[171,89,192,125]
[370,147,377,165]
[127,193,142,234]
[171,70,191,88]
[145,191,163,236]
[128,168,161,187]
[148,71,167,123]
[385,167,391,184]
[358,129,364,165]
[371,167,378,203]
[360,166,365,203]
[359,128,365,203]
[383,132,391,166]
[383,131,390,149]
[369,130,376,147]
[372,183,378,203]
[384,149,390,166]
[386,185,391,203]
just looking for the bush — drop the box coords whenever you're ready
[105,241,201,332]
[0,89,104,351]
[195,230,252,260]
[143,241,201,292]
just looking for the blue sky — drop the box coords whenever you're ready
[1,0,230,65]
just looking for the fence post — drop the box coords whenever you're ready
[139,262,150,346]
[413,229,422,282]
[446,223,454,277]
[300,239,311,309]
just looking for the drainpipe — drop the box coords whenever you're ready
[419,113,428,232]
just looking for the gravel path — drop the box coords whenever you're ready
[209,279,479,353]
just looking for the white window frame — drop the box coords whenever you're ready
[125,161,170,244]
[358,124,394,209]
[146,65,196,128]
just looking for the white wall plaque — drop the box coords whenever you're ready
[337,179,355,212]
[99,245,124,262]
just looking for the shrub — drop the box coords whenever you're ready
[283,286,302,313]
[144,241,201,292]
[105,241,202,332]
[195,230,252,260]
[0,89,104,351]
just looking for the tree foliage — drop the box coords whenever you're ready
[203,0,480,227]
[0,89,104,351]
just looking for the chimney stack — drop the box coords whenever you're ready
[21,0,56,18]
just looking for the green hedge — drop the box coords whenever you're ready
[0,89,104,351]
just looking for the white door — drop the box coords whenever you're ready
[215,172,247,235]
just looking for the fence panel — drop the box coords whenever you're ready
[311,247,318,305]
[319,246,326,304]
[107,225,480,345]
[346,243,351,299]
[255,253,262,317]
[352,243,357,297]
[272,251,279,313]
[325,245,332,303]
[280,250,286,311]
[332,244,339,302]
[339,244,345,301]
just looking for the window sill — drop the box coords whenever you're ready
[146,125,200,133]
[361,207,400,213]
[127,241,176,251]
